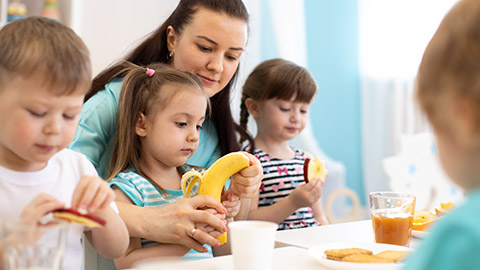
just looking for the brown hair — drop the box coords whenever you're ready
[0,17,91,95]
[416,0,480,133]
[107,62,208,183]
[239,58,317,148]
[86,0,251,155]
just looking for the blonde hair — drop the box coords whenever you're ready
[107,63,209,183]
[416,0,480,132]
[0,17,91,95]
[239,58,317,145]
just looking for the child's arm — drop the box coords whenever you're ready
[312,198,329,225]
[111,188,190,268]
[71,176,129,259]
[213,190,241,256]
[248,179,324,224]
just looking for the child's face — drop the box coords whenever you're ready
[137,84,207,168]
[255,97,311,143]
[0,75,84,171]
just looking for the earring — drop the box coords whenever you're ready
[168,51,173,60]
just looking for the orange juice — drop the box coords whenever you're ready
[371,209,413,246]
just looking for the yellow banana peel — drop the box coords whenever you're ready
[181,152,251,245]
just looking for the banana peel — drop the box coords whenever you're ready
[181,152,251,245]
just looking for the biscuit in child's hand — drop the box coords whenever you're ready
[341,254,392,263]
[375,250,410,262]
[324,248,373,261]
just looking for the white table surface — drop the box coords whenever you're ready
[134,220,423,269]
[135,246,320,270]
[275,219,421,249]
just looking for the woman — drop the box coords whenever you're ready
[69,0,262,252]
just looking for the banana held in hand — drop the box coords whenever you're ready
[181,152,251,245]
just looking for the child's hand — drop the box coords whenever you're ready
[289,179,324,209]
[194,208,226,246]
[20,193,64,227]
[221,190,241,219]
[71,176,115,214]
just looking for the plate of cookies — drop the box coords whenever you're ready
[308,242,411,270]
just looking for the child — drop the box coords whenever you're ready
[239,58,329,230]
[0,17,129,270]
[402,0,480,268]
[106,63,240,268]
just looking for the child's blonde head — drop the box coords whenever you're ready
[0,17,91,95]
[239,58,317,141]
[108,62,208,181]
[416,0,480,134]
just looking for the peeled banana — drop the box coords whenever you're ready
[181,152,251,245]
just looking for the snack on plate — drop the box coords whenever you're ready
[342,253,392,263]
[53,208,106,228]
[435,202,455,215]
[324,247,373,261]
[412,210,437,231]
[324,248,411,263]
[375,250,410,262]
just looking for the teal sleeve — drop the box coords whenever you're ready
[69,79,123,178]
[109,177,145,207]
[403,192,480,270]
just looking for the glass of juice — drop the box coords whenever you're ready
[369,191,416,246]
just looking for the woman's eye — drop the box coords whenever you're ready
[196,124,203,130]
[197,44,211,52]
[176,122,187,127]
[226,55,238,61]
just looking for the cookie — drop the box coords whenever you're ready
[324,248,373,261]
[376,250,410,262]
[342,254,392,263]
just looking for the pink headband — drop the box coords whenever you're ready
[145,68,155,77]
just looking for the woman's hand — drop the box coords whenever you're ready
[230,152,263,198]
[117,195,228,253]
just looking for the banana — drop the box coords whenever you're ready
[181,152,251,245]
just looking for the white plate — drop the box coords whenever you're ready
[308,242,410,270]
[412,229,428,238]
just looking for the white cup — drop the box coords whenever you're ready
[1,222,68,270]
[228,221,277,270]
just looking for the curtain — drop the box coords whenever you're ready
[358,0,458,196]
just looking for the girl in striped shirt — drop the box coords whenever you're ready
[106,63,240,268]
[239,58,329,230]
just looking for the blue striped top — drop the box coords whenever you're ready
[109,167,213,260]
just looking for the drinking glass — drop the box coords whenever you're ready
[369,191,416,246]
[1,222,68,270]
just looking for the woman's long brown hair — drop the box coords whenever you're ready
[86,0,254,155]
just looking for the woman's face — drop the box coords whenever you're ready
[167,8,248,98]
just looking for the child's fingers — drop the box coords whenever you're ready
[87,184,114,213]
[95,188,115,211]
[72,176,101,211]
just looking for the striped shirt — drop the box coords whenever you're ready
[109,167,213,260]
[251,147,319,230]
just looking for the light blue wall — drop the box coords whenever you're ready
[260,0,365,202]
